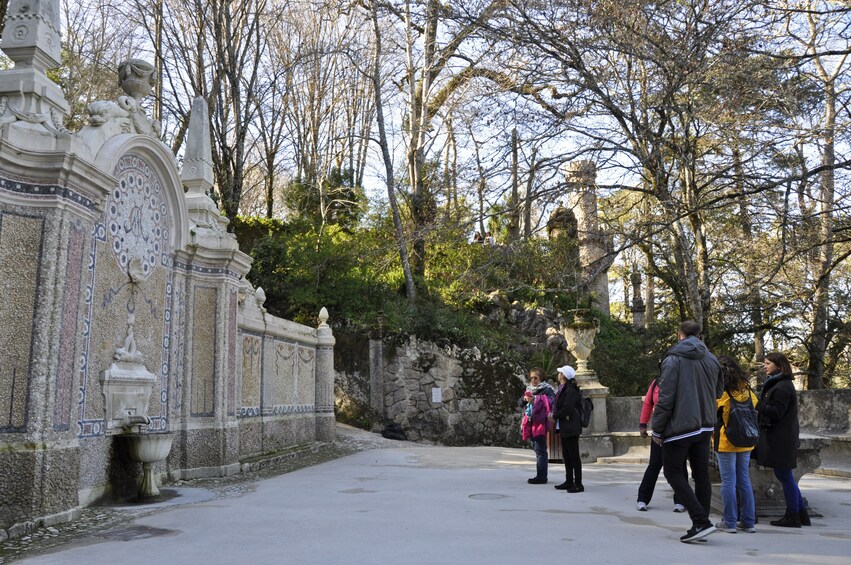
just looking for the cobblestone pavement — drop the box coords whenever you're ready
[0,425,419,564]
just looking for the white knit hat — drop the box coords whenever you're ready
[557,365,576,380]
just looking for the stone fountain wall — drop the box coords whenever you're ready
[0,1,334,538]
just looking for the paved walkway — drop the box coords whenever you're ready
[5,425,851,564]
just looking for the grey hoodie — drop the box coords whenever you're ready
[650,336,723,441]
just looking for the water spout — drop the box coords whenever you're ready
[121,413,151,431]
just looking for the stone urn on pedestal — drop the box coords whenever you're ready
[561,309,613,460]
[563,310,600,386]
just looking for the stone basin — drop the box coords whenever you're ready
[710,435,831,518]
[121,432,174,498]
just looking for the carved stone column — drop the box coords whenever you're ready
[315,307,336,441]
[565,161,612,316]
[631,271,646,330]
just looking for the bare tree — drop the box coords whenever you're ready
[778,0,851,387]
[58,0,145,131]
[366,0,416,302]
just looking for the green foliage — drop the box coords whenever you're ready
[284,167,365,231]
[237,209,673,396]
[242,219,378,325]
[526,348,569,382]
[592,316,678,397]
[426,225,581,312]
[231,216,288,255]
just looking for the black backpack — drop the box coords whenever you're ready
[381,422,408,441]
[578,396,594,428]
[723,388,759,448]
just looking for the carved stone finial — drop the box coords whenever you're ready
[0,0,70,137]
[318,307,329,326]
[181,96,214,195]
[118,59,156,102]
[182,95,237,249]
[80,59,161,139]
[1,0,62,73]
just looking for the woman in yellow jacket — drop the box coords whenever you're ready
[715,355,759,533]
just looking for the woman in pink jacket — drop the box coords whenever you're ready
[636,377,687,511]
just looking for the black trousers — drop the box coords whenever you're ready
[560,433,582,486]
[662,431,713,528]
[637,439,685,505]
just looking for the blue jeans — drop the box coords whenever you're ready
[531,436,548,479]
[716,451,756,528]
[773,468,805,513]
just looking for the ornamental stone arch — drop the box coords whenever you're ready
[93,133,189,257]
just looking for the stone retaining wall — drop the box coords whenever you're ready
[336,335,851,449]
[336,336,526,446]
[608,389,851,435]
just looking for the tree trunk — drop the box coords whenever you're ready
[370,1,415,303]
[806,82,836,390]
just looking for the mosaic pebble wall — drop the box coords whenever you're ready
[0,212,44,432]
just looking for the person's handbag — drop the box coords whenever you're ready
[521,413,532,440]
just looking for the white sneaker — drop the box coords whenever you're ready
[673,504,686,513]
[637,501,648,511]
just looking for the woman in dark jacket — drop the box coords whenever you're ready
[756,351,809,527]
[551,365,583,493]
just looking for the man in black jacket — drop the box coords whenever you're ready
[651,320,724,543]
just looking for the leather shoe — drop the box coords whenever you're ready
[527,477,547,484]
[567,484,584,493]
[554,481,574,490]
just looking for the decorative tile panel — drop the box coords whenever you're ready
[190,286,217,417]
[77,153,174,438]
[54,221,84,431]
[240,333,262,416]
[227,290,237,416]
[106,154,168,280]
[0,176,96,212]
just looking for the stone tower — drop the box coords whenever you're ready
[565,161,613,316]
[631,270,646,330]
